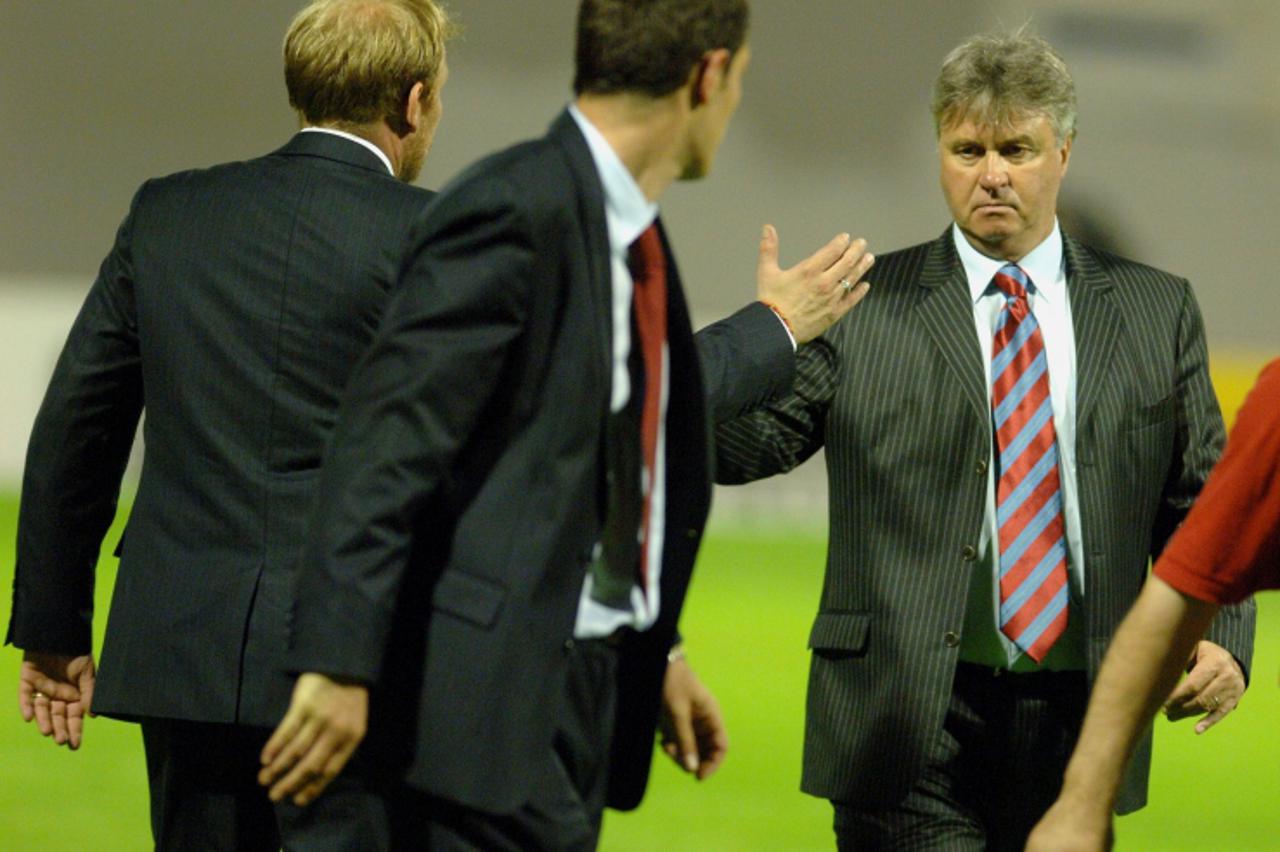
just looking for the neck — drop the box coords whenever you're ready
[307,121,401,175]
[575,94,689,203]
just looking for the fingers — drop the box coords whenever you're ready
[693,704,729,781]
[1164,644,1245,731]
[798,231,854,277]
[18,680,35,722]
[33,692,54,737]
[831,237,873,282]
[25,674,81,704]
[259,710,316,790]
[265,718,322,803]
[668,700,699,774]
[757,224,780,276]
[67,701,86,750]
[82,675,96,719]
[293,739,360,806]
[1163,664,1212,715]
[268,725,358,806]
[50,698,70,746]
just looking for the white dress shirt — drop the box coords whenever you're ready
[299,126,395,176]
[953,221,1087,670]
[567,105,668,638]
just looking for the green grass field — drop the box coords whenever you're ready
[1,493,1278,850]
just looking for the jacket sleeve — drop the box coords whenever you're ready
[8,189,146,655]
[1149,279,1255,679]
[713,335,837,485]
[695,301,795,424]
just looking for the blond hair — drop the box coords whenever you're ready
[284,0,455,128]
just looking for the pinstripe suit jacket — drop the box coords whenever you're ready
[715,228,1256,814]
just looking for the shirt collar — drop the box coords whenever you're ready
[568,103,658,252]
[952,220,1066,305]
[300,126,395,177]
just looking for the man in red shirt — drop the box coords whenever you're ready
[1027,359,1280,851]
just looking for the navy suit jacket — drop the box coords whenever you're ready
[9,132,435,727]
[288,111,795,812]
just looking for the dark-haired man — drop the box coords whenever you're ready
[715,30,1254,850]
[9,1,453,848]
[260,0,873,847]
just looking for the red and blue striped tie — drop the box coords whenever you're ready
[991,264,1068,663]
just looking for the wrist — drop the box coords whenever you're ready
[759,300,795,336]
[667,644,686,664]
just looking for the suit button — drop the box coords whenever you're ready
[563,639,575,653]
[975,458,989,475]
[943,631,961,648]
[686,528,699,539]
[961,545,977,561]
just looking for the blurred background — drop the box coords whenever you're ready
[1,0,1276,848]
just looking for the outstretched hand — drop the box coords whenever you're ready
[756,224,873,344]
[259,672,368,806]
[18,651,96,750]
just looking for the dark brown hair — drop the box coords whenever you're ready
[574,0,749,98]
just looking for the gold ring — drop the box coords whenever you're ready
[32,691,47,700]
[1207,695,1221,710]
[839,278,854,293]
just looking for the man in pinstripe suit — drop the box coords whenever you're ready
[716,31,1255,850]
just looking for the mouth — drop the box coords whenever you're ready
[974,203,1016,215]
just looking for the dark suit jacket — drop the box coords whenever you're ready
[7,132,435,728]
[715,229,1256,814]
[287,111,794,815]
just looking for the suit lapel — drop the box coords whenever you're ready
[1064,236,1120,426]
[548,111,613,390]
[914,232,988,422]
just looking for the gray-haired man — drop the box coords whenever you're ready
[715,30,1255,850]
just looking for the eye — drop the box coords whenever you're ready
[1001,143,1032,160]
[953,144,983,161]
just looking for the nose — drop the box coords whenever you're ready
[978,152,1009,191]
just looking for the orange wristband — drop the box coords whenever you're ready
[760,300,794,337]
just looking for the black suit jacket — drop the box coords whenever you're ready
[8,132,434,727]
[716,229,1256,814]
[288,111,794,813]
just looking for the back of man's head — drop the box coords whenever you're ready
[573,0,749,98]
[285,0,453,130]
[931,29,1077,145]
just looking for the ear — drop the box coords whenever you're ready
[1058,134,1073,177]
[688,48,732,109]
[402,80,427,134]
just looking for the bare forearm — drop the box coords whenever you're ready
[1059,577,1219,811]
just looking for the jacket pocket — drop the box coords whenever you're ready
[808,611,871,657]
[431,570,506,629]
[1126,393,1177,431]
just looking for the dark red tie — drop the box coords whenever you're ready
[629,224,667,586]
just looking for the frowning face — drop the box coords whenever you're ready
[939,112,1071,261]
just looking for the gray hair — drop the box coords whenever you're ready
[931,31,1077,145]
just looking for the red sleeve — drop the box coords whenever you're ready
[1153,359,1280,604]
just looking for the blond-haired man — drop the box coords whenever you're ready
[9,1,451,847]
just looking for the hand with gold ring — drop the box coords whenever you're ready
[1162,639,1246,734]
[19,651,97,749]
